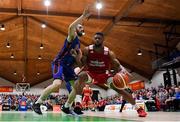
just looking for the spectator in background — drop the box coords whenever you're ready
[173,87,180,111]
[152,87,157,96]
[18,93,27,111]
[157,88,168,110]
[155,95,161,111]
[158,83,164,89]
[26,96,33,110]
[146,90,153,100]
[0,95,2,105]
[165,88,175,111]
[97,97,106,111]
[119,99,126,112]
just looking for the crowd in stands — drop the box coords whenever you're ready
[0,94,68,111]
[0,93,37,111]
[103,85,180,112]
[0,85,179,112]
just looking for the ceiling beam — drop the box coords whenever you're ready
[0,58,52,61]
[22,9,113,20]
[23,16,28,82]
[17,0,22,15]
[0,8,113,20]
[115,24,165,29]
[120,17,180,25]
[0,16,19,24]
[0,58,24,61]
[0,8,17,15]
[102,0,140,35]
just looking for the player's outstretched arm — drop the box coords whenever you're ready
[67,7,91,42]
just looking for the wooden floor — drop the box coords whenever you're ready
[0,111,179,122]
[83,111,180,122]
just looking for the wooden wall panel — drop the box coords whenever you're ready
[0,0,17,8]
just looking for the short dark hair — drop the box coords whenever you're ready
[95,32,104,37]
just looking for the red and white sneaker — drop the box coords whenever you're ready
[137,107,147,117]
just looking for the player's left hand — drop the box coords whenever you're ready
[77,49,82,60]
[83,5,91,19]
[71,49,82,60]
[70,49,78,57]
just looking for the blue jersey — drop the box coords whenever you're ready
[53,36,80,66]
[52,36,80,92]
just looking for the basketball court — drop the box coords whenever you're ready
[0,111,179,122]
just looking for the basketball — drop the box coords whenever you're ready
[112,73,129,89]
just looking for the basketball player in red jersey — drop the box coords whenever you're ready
[62,32,147,117]
[82,84,93,109]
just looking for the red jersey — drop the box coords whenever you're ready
[87,45,111,74]
[82,87,92,97]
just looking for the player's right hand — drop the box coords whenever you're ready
[77,49,82,60]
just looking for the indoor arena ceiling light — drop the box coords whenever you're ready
[137,49,142,56]
[40,43,44,49]
[41,23,46,28]
[38,55,42,60]
[13,71,17,75]
[0,24,5,31]
[37,71,40,75]
[6,42,11,48]
[44,0,51,7]
[96,0,102,10]
[10,53,14,59]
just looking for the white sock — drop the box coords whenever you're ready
[35,98,43,104]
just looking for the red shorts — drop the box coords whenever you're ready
[87,71,112,84]
[82,96,92,103]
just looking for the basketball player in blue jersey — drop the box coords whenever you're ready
[32,7,91,115]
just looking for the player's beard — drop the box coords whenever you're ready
[77,32,83,37]
[76,30,85,37]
